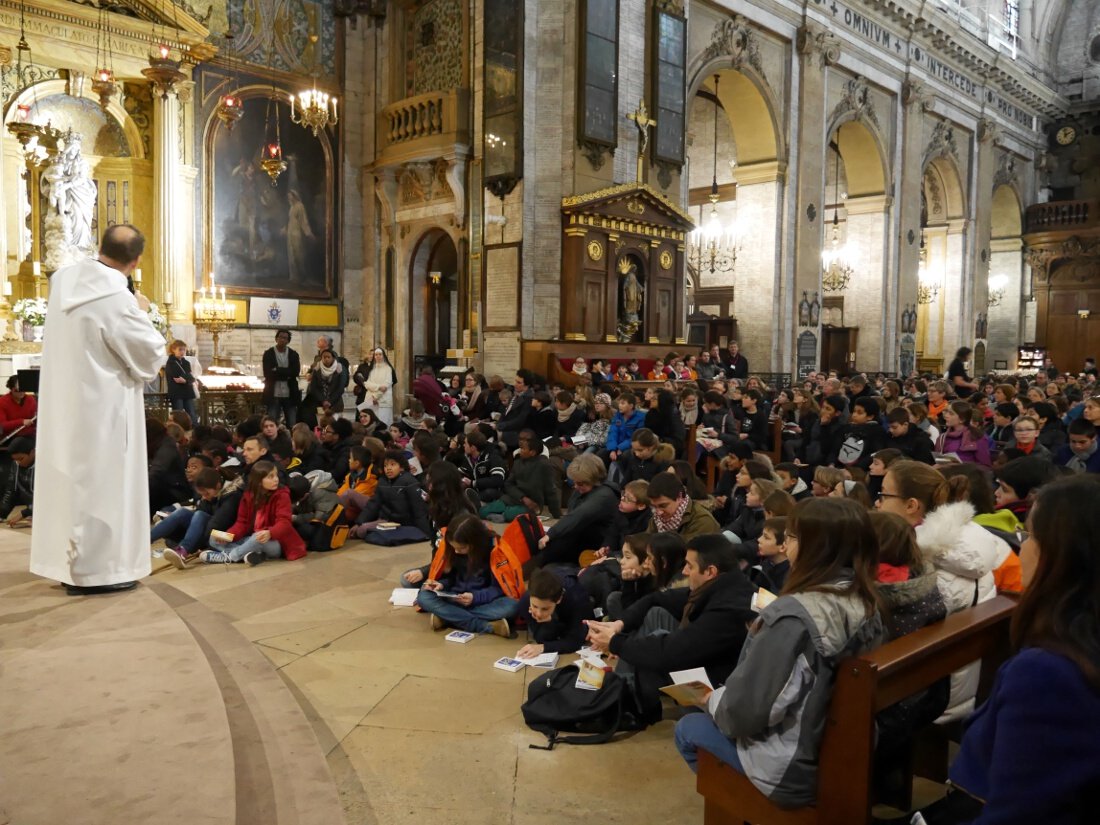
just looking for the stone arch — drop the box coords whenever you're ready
[922,156,966,223]
[991,184,1023,239]
[408,227,461,360]
[687,62,783,165]
[5,79,144,160]
[828,118,888,198]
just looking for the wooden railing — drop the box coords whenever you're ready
[376,89,469,165]
[1025,200,1100,234]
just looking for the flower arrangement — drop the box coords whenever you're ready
[12,297,47,326]
[147,302,169,337]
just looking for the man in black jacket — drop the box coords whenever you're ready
[496,369,535,449]
[722,341,749,380]
[460,429,506,503]
[262,329,301,427]
[584,534,756,722]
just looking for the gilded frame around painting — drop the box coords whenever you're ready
[200,72,336,299]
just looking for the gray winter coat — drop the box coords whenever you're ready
[706,580,886,809]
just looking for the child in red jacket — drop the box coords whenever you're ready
[201,461,306,565]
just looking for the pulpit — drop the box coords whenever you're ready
[560,183,694,344]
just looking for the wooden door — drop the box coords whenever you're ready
[1042,288,1100,371]
[821,327,857,374]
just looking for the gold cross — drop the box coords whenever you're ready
[627,99,656,184]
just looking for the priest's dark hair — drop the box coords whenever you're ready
[100,224,145,265]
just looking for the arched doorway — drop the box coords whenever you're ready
[684,65,781,359]
[987,184,1024,369]
[917,155,967,372]
[409,228,460,365]
[819,118,889,373]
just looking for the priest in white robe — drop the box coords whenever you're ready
[30,225,166,594]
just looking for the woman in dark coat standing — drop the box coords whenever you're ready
[165,339,198,424]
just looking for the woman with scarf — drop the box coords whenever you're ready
[306,349,348,422]
[353,347,397,425]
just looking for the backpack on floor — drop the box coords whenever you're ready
[521,664,640,749]
[309,504,350,552]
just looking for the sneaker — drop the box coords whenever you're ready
[163,548,190,570]
[244,550,265,567]
[199,549,230,564]
[464,488,481,512]
[429,613,446,631]
[488,618,511,638]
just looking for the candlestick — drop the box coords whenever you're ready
[134,267,142,283]
[3,281,11,297]
[165,290,173,305]
[31,261,41,276]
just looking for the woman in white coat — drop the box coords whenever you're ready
[876,460,1002,722]
[354,347,397,426]
[30,227,166,594]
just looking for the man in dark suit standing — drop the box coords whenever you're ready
[723,341,749,381]
[262,329,302,426]
[496,368,535,449]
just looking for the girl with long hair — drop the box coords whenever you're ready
[935,401,992,467]
[201,460,305,565]
[674,498,885,810]
[910,475,1100,823]
[417,512,522,636]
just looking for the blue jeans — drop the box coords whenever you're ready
[674,711,745,775]
[416,589,519,634]
[170,396,198,424]
[211,535,283,562]
[266,398,297,427]
[151,509,211,552]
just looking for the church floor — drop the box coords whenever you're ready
[0,527,702,825]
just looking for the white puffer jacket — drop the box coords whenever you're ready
[916,501,1004,721]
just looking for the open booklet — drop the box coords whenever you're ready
[659,667,714,706]
[388,588,419,607]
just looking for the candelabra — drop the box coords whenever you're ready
[290,36,338,136]
[194,281,237,367]
[987,274,1007,307]
[821,220,854,293]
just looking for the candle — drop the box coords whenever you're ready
[165,290,173,305]
[134,267,142,283]
[220,287,226,302]
[3,281,11,297]
[333,97,338,119]
[31,261,41,276]
[289,95,296,117]
[209,272,215,291]
[200,287,206,302]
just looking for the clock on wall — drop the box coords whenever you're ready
[1055,124,1078,146]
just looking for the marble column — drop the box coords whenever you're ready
[791,24,839,374]
[152,84,181,322]
[971,120,999,327]
[897,79,930,374]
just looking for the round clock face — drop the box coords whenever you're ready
[1056,126,1077,146]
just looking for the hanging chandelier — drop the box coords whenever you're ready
[91,4,118,109]
[685,75,740,276]
[260,86,287,185]
[5,0,60,160]
[142,1,186,100]
[821,135,853,293]
[289,35,338,137]
[916,231,940,304]
[214,27,243,131]
[988,274,1007,307]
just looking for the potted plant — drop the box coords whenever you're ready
[12,297,48,342]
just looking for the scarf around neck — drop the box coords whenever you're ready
[681,576,717,628]
[557,402,577,423]
[318,359,342,378]
[654,495,691,533]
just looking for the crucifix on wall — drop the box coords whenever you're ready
[627,99,655,184]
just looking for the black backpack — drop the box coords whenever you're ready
[521,664,637,750]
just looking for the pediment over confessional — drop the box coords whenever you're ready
[562,183,696,235]
[70,0,212,37]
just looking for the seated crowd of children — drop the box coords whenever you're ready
[132,347,1100,823]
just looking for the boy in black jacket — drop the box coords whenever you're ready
[460,429,506,503]
[584,534,756,723]
[885,407,935,464]
[516,569,594,656]
[162,468,243,568]
[579,479,651,613]
[836,396,887,470]
[481,430,562,521]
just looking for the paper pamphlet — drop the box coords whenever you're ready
[660,667,715,706]
[388,588,418,607]
[494,656,524,673]
[750,587,778,613]
[445,630,476,644]
[518,652,559,669]
[575,657,608,691]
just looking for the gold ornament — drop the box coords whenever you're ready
[659,249,673,270]
[587,239,604,261]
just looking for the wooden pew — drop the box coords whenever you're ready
[696,594,1017,825]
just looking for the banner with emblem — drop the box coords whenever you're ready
[248,297,300,327]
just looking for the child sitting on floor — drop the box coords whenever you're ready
[201,461,306,565]
[516,568,595,657]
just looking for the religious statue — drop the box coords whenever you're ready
[41,132,98,270]
[616,256,644,342]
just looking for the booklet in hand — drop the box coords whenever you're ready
[659,667,714,706]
